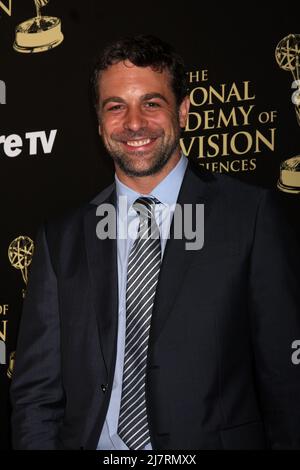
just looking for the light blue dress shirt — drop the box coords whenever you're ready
[97,154,188,450]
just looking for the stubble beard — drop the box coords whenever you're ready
[101,117,181,177]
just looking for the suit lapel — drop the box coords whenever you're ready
[84,185,118,378]
[83,163,217,369]
[149,163,216,348]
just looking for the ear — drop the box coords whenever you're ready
[98,113,103,136]
[178,96,190,129]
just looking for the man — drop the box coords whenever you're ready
[11,35,300,450]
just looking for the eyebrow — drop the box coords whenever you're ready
[141,93,169,104]
[101,92,169,109]
[101,96,125,109]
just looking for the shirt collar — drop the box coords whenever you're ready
[115,154,188,215]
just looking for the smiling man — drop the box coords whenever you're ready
[10,35,300,450]
[95,47,189,192]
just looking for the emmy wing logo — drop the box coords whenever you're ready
[14,0,64,53]
[275,33,300,194]
[8,236,34,298]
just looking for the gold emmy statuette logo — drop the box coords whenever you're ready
[7,351,15,379]
[275,33,300,194]
[13,0,64,54]
[8,236,34,298]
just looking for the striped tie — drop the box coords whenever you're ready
[118,196,161,450]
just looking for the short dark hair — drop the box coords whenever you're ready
[91,34,188,111]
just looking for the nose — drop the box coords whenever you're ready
[123,106,148,132]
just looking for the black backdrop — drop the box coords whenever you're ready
[0,0,299,449]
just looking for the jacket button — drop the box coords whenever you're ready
[101,384,108,393]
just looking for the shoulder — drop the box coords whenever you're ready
[187,158,267,206]
[41,182,115,245]
[50,182,114,223]
[185,160,289,230]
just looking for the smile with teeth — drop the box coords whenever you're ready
[126,138,152,147]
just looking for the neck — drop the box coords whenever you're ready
[115,151,181,194]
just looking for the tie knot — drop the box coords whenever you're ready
[133,196,160,219]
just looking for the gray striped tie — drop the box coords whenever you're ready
[118,196,161,450]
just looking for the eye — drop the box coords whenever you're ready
[107,104,124,111]
[145,101,160,108]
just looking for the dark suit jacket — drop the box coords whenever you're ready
[10,162,300,450]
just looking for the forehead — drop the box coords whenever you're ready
[98,60,173,100]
